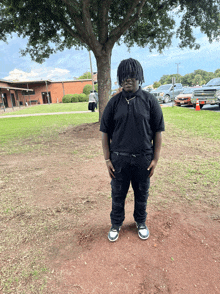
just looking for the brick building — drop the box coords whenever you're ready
[0,78,94,108]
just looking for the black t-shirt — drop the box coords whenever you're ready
[100,87,165,154]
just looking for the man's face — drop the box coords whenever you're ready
[121,77,139,93]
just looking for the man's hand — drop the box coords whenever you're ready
[147,159,158,178]
[106,160,115,178]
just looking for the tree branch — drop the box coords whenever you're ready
[98,0,113,44]
[60,0,94,48]
[81,0,101,52]
[61,0,81,12]
[59,18,86,44]
[108,0,146,46]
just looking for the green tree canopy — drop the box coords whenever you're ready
[193,74,203,86]
[83,84,93,95]
[153,81,161,88]
[214,69,220,77]
[159,74,181,84]
[159,69,220,87]
[1,0,220,120]
[78,71,92,79]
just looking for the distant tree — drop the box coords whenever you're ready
[158,68,220,87]
[180,73,192,86]
[78,71,92,79]
[193,69,214,84]
[193,74,203,86]
[83,84,93,95]
[214,69,220,77]
[159,75,170,85]
[153,81,161,88]
[79,72,98,92]
[159,74,182,85]
[1,0,220,120]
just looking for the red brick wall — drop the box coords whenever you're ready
[0,82,17,108]
[0,81,9,87]
[49,80,93,103]
[0,80,93,107]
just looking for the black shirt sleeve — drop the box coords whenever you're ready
[100,99,114,138]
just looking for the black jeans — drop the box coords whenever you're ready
[110,152,152,228]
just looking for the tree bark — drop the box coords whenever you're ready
[96,51,112,122]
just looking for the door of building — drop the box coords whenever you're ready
[42,92,51,104]
[3,93,8,108]
[11,93,16,107]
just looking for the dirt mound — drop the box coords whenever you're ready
[64,122,101,139]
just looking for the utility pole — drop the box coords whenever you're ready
[89,51,95,91]
[175,63,181,79]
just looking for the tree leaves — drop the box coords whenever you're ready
[1,0,220,61]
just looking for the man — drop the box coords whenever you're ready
[100,58,165,242]
[88,90,97,112]
[94,90,98,109]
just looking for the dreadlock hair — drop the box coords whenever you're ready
[117,58,145,87]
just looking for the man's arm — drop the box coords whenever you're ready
[147,131,162,178]
[102,132,115,178]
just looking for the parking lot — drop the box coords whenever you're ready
[166,102,220,112]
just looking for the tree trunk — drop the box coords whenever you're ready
[96,51,112,122]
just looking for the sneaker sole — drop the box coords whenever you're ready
[138,231,150,240]
[108,233,119,242]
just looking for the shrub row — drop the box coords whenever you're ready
[62,93,88,103]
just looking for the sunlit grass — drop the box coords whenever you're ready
[162,106,220,140]
[0,112,98,152]
[0,102,89,115]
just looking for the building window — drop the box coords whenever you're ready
[21,90,35,95]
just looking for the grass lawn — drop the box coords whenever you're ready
[0,112,98,153]
[0,102,89,115]
[1,106,220,154]
[162,106,220,140]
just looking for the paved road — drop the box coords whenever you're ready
[0,111,92,118]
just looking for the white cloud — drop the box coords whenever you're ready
[3,67,71,81]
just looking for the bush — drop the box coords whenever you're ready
[62,93,88,103]
[83,84,93,95]
[78,93,87,102]
[62,95,72,103]
[71,94,79,103]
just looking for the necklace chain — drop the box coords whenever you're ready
[125,96,136,104]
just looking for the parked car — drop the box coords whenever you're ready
[191,78,220,108]
[174,87,200,107]
[151,83,184,103]
[142,86,153,92]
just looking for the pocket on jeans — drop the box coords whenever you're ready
[145,154,152,166]
[111,153,122,173]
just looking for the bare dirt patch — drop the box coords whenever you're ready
[0,122,220,294]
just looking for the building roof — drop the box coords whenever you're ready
[0,79,11,83]
[11,80,52,84]
[0,86,34,91]
[8,79,93,84]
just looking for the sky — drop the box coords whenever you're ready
[1,28,220,89]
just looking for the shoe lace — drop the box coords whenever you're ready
[111,227,119,232]
[138,224,146,230]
